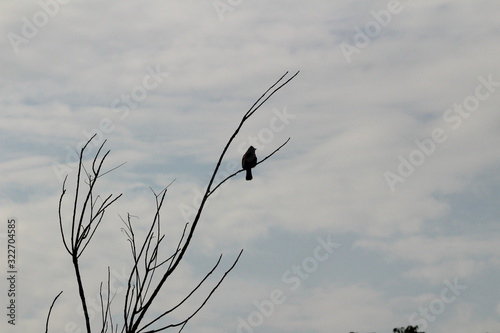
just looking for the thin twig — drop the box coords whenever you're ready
[98,161,128,179]
[45,291,63,333]
[58,176,71,255]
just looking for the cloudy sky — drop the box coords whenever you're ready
[1,1,500,332]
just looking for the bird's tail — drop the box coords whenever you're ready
[245,169,253,181]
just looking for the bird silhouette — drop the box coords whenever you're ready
[241,146,257,181]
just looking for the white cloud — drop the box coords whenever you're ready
[355,236,500,286]
[268,283,397,333]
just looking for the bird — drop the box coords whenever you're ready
[242,146,257,181]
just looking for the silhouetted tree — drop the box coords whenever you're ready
[45,71,299,333]
[393,325,424,333]
[350,326,425,333]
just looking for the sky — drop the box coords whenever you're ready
[1,0,500,332]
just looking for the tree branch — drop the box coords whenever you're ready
[45,291,63,333]
[126,71,299,333]
[141,250,244,333]
[58,135,122,333]
[207,137,290,197]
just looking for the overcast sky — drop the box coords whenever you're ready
[1,1,500,333]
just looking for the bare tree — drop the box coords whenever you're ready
[48,71,299,333]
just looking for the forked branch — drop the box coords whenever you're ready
[58,135,123,333]
[125,71,299,333]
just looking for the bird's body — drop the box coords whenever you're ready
[242,146,257,180]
